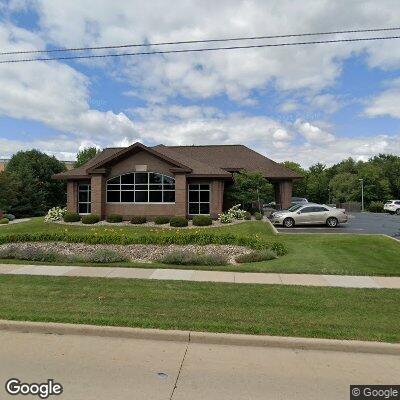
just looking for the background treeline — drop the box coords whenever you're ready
[281,154,400,210]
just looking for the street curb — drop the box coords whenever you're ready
[0,320,399,355]
[189,331,400,355]
[0,320,189,343]
[264,218,279,235]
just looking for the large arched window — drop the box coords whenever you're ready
[106,172,175,203]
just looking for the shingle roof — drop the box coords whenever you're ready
[53,143,302,180]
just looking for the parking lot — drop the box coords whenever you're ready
[276,212,400,239]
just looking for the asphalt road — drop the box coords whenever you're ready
[276,212,400,239]
[0,330,399,399]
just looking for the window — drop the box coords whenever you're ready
[106,172,175,203]
[300,206,328,213]
[299,206,314,213]
[78,184,91,214]
[188,184,210,214]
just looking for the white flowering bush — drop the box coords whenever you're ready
[45,207,67,222]
[218,212,233,224]
[228,204,247,220]
[218,204,247,223]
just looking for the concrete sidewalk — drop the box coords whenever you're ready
[1,263,399,289]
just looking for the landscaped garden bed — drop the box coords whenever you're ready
[0,217,399,275]
[0,242,252,264]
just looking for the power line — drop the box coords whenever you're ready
[1,26,400,56]
[0,34,399,64]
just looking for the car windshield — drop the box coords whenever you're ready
[287,204,303,212]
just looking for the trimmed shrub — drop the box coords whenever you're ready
[159,251,228,266]
[254,212,263,220]
[63,212,81,223]
[154,215,171,225]
[235,249,278,263]
[244,211,251,220]
[81,214,100,225]
[13,248,59,262]
[0,218,9,224]
[84,248,128,263]
[368,201,384,213]
[0,231,288,255]
[4,214,15,221]
[106,214,123,223]
[130,216,147,224]
[192,215,212,226]
[170,216,188,227]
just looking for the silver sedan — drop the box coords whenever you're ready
[270,203,348,228]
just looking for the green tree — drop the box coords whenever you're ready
[0,171,18,212]
[280,161,307,197]
[357,163,391,205]
[329,172,359,203]
[306,163,329,203]
[227,170,274,211]
[5,149,66,217]
[369,154,400,199]
[74,147,101,168]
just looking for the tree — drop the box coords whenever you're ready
[74,147,101,168]
[280,161,307,197]
[226,170,274,211]
[357,163,391,205]
[0,171,18,212]
[370,154,400,199]
[329,173,359,203]
[5,149,66,217]
[306,163,329,204]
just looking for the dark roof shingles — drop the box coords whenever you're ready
[54,144,301,179]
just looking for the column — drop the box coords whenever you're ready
[174,173,187,216]
[279,181,293,209]
[67,181,77,212]
[90,174,105,218]
[210,180,224,218]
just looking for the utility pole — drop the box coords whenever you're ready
[359,178,364,212]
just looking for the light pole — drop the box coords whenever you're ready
[359,178,364,212]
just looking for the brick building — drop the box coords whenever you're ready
[53,142,301,219]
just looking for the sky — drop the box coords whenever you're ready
[0,0,399,167]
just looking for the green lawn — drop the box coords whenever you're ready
[0,274,398,342]
[0,217,399,275]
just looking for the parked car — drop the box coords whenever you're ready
[291,197,308,205]
[270,203,348,228]
[264,197,308,211]
[383,200,400,215]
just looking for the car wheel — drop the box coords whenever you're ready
[326,217,338,228]
[283,217,295,228]
[396,209,400,215]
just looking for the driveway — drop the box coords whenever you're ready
[1,330,399,400]
[276,212,400,239]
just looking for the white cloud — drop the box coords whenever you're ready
[364,78,400,118]
[294,119,335,143]
[0,23,138,143]
[24,0,400,103]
